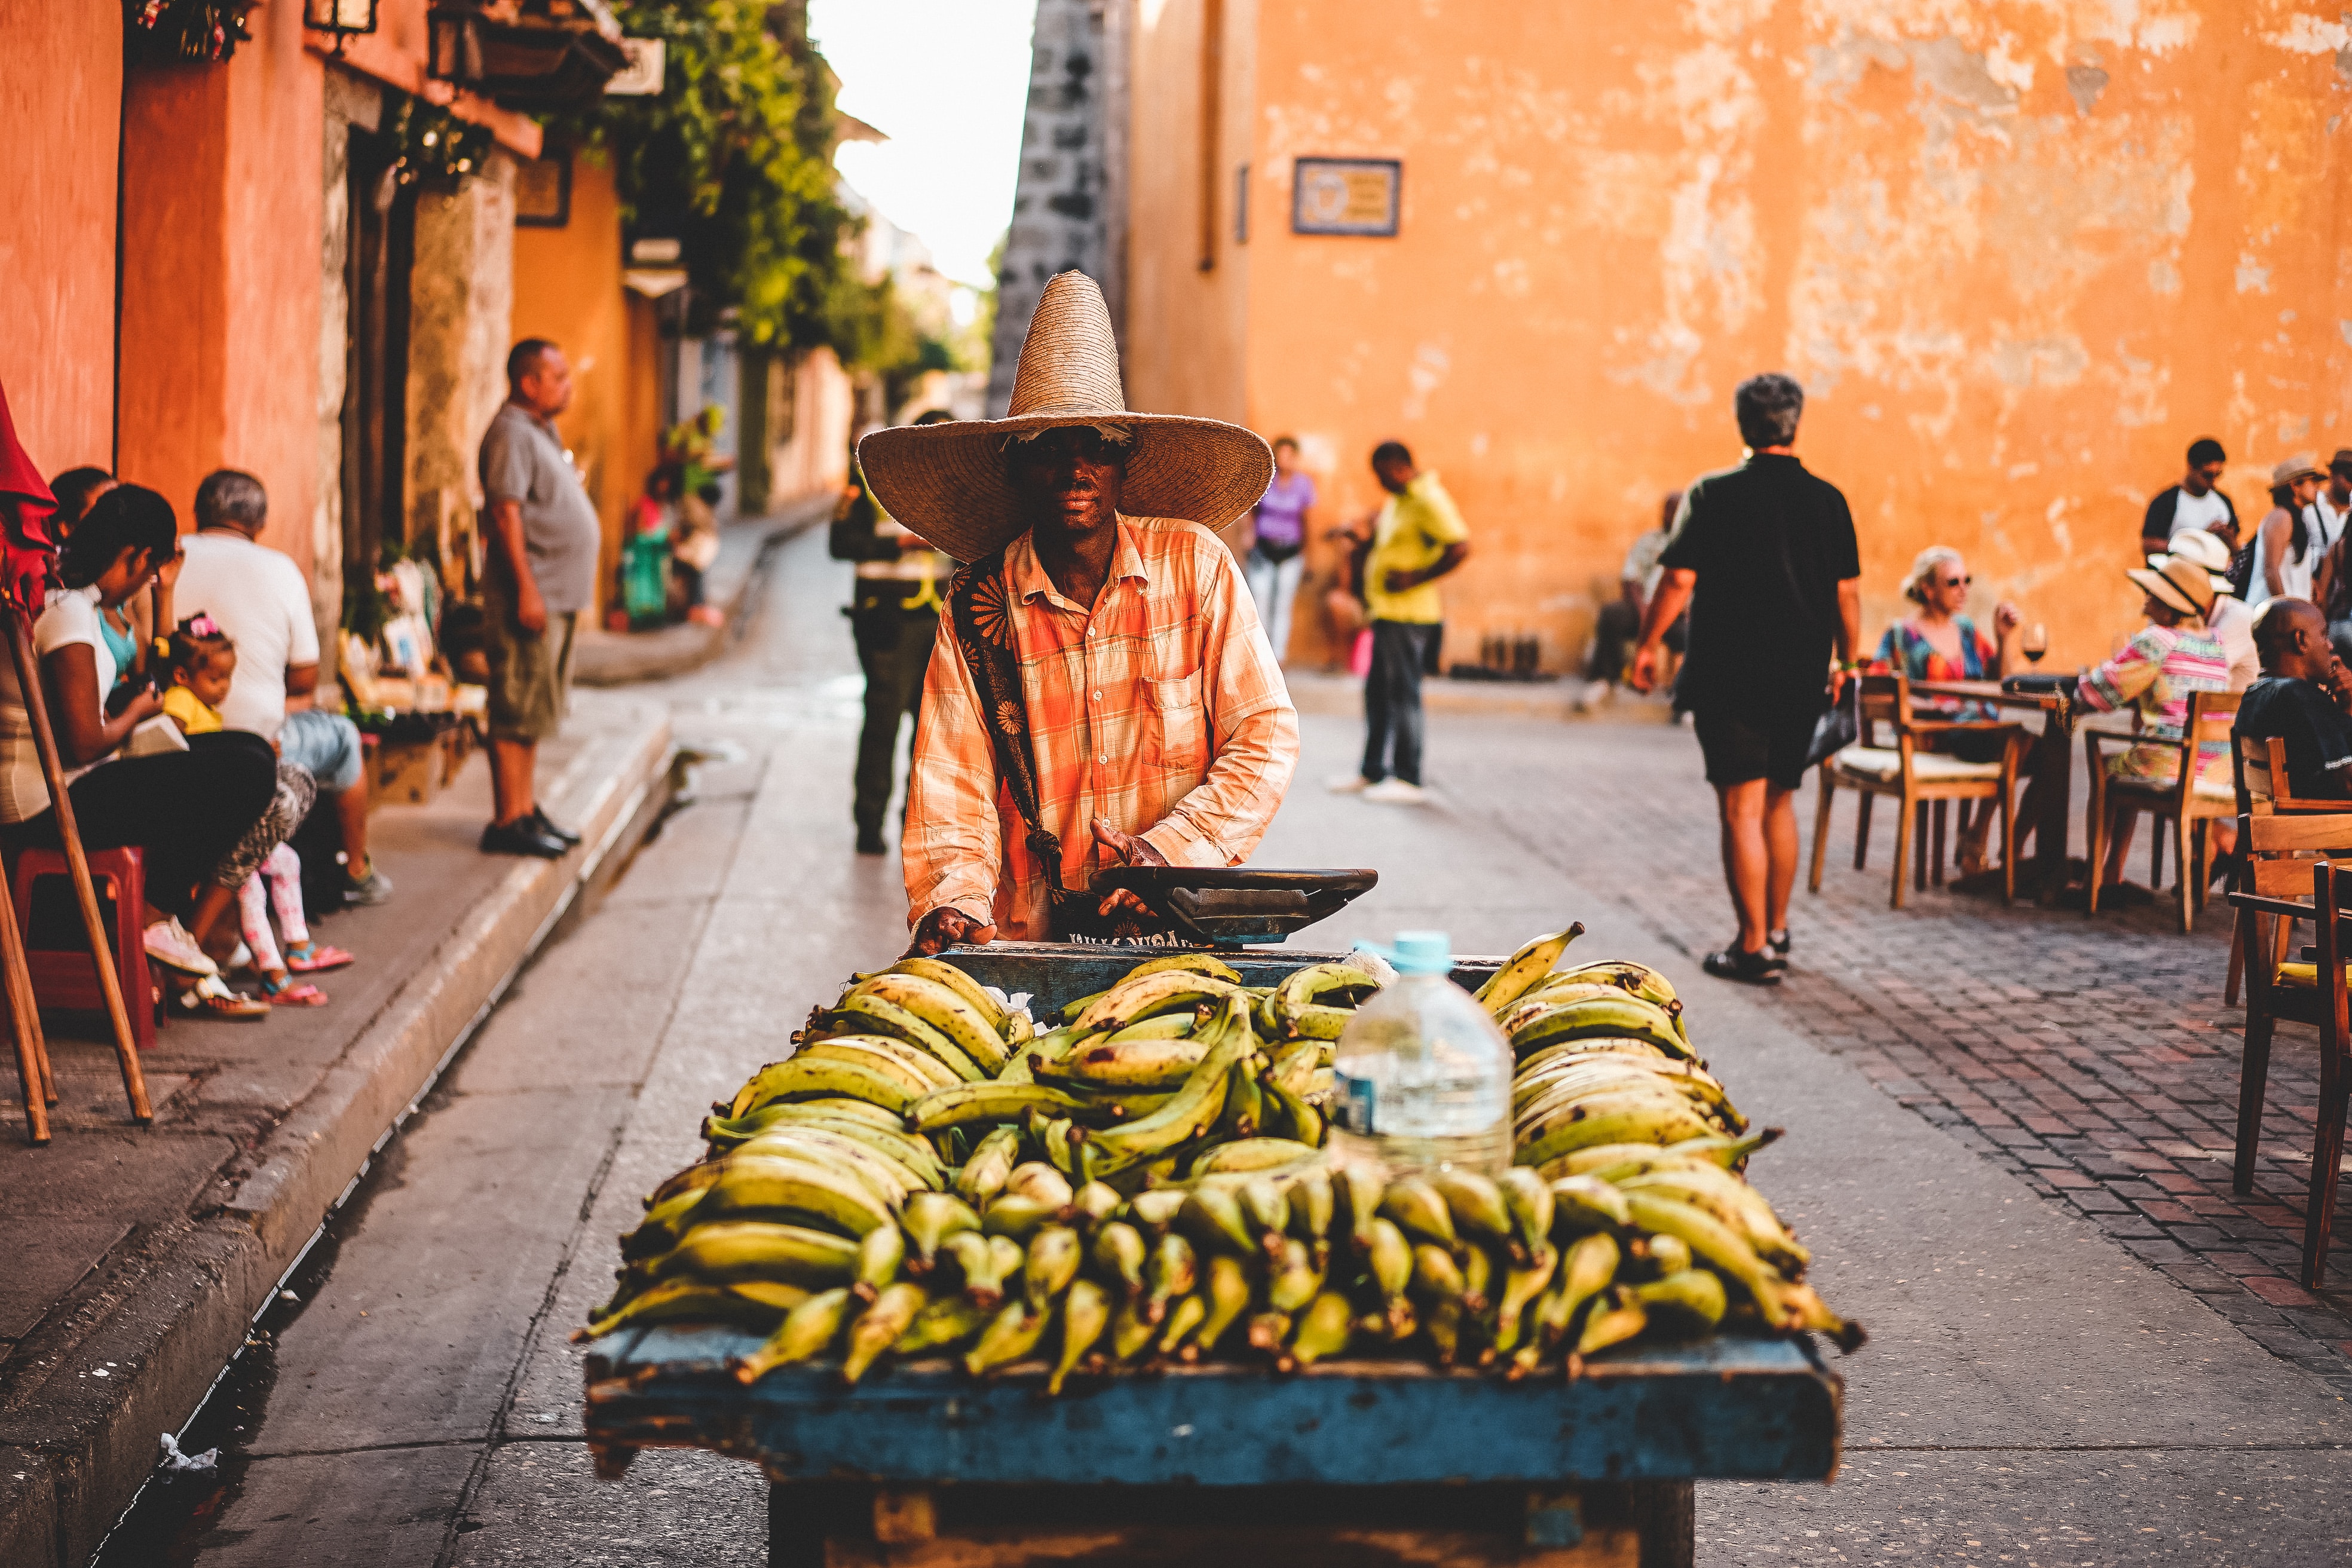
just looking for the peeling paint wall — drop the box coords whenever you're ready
[1126,0,2352,670]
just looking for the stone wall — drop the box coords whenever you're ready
[405,154,517,599]
[987,0,1116,412]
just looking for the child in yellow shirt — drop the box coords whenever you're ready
[165,618,351,1004]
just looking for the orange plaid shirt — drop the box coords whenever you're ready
[904,514,1300,939]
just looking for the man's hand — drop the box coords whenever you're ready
[907,906,996,957]
[1093,815,1168,920]
[1628,642,1659,694]
[1827,665,1851,702]
[155,538,186,592]
[516,576,548,636]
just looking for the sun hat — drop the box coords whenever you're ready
[2271,454,2325,488]
[2126,553,2219,619]
[855,271,1274,562]
[2332,448,2352,475]
[2160,528,2237,594]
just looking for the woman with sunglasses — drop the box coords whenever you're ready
[1873,546,2030,876]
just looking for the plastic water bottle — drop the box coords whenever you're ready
[1327,931,1513,1182]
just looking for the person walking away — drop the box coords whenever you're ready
[1873,546,2031,875]
[1328,440,1469,804]
[2164,528,2259,689]
[0,486,282,1016]
[176,469,390,906]
[1245,436,1315,664]
[2235,598,2352,801]
[1581,491,1682,711]
[855,271,1296,953]
[477,339,600,858]
[1628,372,1860,985]
[2075,554,2231,899]
[2248,455,2327,612]
[832,410,957,857]
[160,617,350,1004]
[2139,437,2235,559]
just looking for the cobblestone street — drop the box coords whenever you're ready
[1433,709,2352,1395]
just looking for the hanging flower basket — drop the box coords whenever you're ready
[127,0,264,63]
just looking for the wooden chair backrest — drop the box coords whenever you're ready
[2179,690,2240,773]
[2250,734,2339,814]
[2245,812,2352,854]
[1854,672,1905,748]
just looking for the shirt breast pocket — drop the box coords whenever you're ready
[1146,675,1206,772]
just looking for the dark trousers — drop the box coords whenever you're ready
[1363,620,1441,785]
[5,731,277,916]
[853,603,938,836]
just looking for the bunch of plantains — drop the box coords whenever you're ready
[576,932,1862,1384]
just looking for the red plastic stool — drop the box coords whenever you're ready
[10,846,158,1051]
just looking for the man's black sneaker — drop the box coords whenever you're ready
[529,807,582,847]
[1702,947,1783,985]
[482,819,569,859]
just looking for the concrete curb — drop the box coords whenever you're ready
[572,497,833,688]
[0,694,673,1567]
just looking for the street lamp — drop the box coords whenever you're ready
[426,2,627,110]
[302,0,379,48]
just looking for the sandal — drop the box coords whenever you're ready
[284,942,355,973]
[257,972,328,1006]
[177,973,269,1019]
[1702,946,1783,986]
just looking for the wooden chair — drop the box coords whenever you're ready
[1808,672,2027,909]
[2228,811,2352,1287]
[2085,690,2239,932]
[2226,735,2341,1003]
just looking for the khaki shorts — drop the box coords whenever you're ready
[484,569,578,744]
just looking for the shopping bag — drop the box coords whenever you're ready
[1804,681,1860,770]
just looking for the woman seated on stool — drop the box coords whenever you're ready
[0,485,281,1016]
[1875,546,2032,877]
[2075,552,2234,901]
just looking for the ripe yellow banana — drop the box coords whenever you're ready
[905,1082,1094,1134]
[1497,1168,1555,1259]
[1534,1230,1621,1355]
[892,1293,990,1357]
[572,1278,799,1341]
[1515,1091,1723,1170]
[1144,1231,1196,1323]
[1122,951,1244,985]
[736,1116,945,1190]
[1274,961,1383,1012]
[1572,1287,1647,1361]
[798,1036,956,1097]
[842,1282,929,1382]
[1548,1173,1632,1231]
[1508,995,1691,1061]
[852,1224,904,1301]
[979,1192,1059,1242]
[685,1155,899,1237]
[1189,1254,1254,1359]
[1073,970,1243,1034]
[1380,1175,1459,1250]
[1286,1290,1355,1369]
[1266,1237,1324,1313]
[1037,1034,1208,1091]
[731,1057,917,1119]
[1430,1171,1515,1249]
[848,973,1010,1074]
[816,998,984,1083]
[1190,1137,1321,1178]
[877,957,1010,1035]
[1475,923,1587,1012]
[964,1300,1049,1376]
[1077,999,1254,1174]
[1004,1161,1074,1209]
[1497,984,1641,1036]
[1091,1220,1147,1294]
[1287,1167,1335,1263]
[701,1134,916,1209]
[1630,1268,1727,1329]
[1613,1169,1809,1273]
[1621,1191,1793,1328]
[1157,1290,1209,1356]
[955,1126,1022,1209]
[732,1287,855,1383]
[1490,1239,1558,1353]
[1051,1277,1110,1394]
[1178,1186,1256,1255]
[1024,1224,1083,1310]
[899,1191,981,1272]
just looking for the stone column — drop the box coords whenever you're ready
[405,152,517,603]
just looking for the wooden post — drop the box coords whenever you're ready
[6,610,149,1124]
[1,872,53,1144]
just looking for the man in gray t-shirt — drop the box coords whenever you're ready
[476,338,601,859]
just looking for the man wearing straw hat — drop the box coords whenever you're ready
[858,272,1299,951]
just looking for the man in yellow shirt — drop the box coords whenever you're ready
[1331,440,1469,803]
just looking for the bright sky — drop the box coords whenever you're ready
[810,0,1039,290]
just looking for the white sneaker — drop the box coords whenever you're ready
[144,917,219,977]
[1326,773,1371,795]
[1362,779,1431,805]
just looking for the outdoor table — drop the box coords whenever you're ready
[580,943,1846,1566]
[1913,679,2075,902]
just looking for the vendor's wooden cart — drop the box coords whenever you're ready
[581,941,1845,1567]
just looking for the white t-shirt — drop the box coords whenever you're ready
[172,531,320,740]
[2167,486,2233,542]
[2206,593,2260,691]
[0,587,115,823]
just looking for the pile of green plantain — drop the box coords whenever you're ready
[576,929,1862,1386]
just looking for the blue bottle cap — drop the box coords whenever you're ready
[1355,931,1452,976]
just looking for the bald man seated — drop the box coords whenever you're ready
[2236,597,2352,801]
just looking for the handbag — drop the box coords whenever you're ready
[1804,679,1860,770]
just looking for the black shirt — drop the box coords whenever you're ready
[2234,675,2352,800]
[1658,454,1861,717]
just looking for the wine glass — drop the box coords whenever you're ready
[2022,624,2048,666]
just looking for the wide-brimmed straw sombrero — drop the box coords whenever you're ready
[2127,553,2218,619]
[856,271,1273,562]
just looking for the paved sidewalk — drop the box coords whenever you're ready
[1408,713,2352,1394]
[0,689,672,1568]
[572,495,833,688]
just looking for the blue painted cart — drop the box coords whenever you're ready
[580,944,1845,1566]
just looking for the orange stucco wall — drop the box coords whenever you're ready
[514,154,637,617]
[0,1,122,477]
[118,2,324,571]
[1131,1,2352,672]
